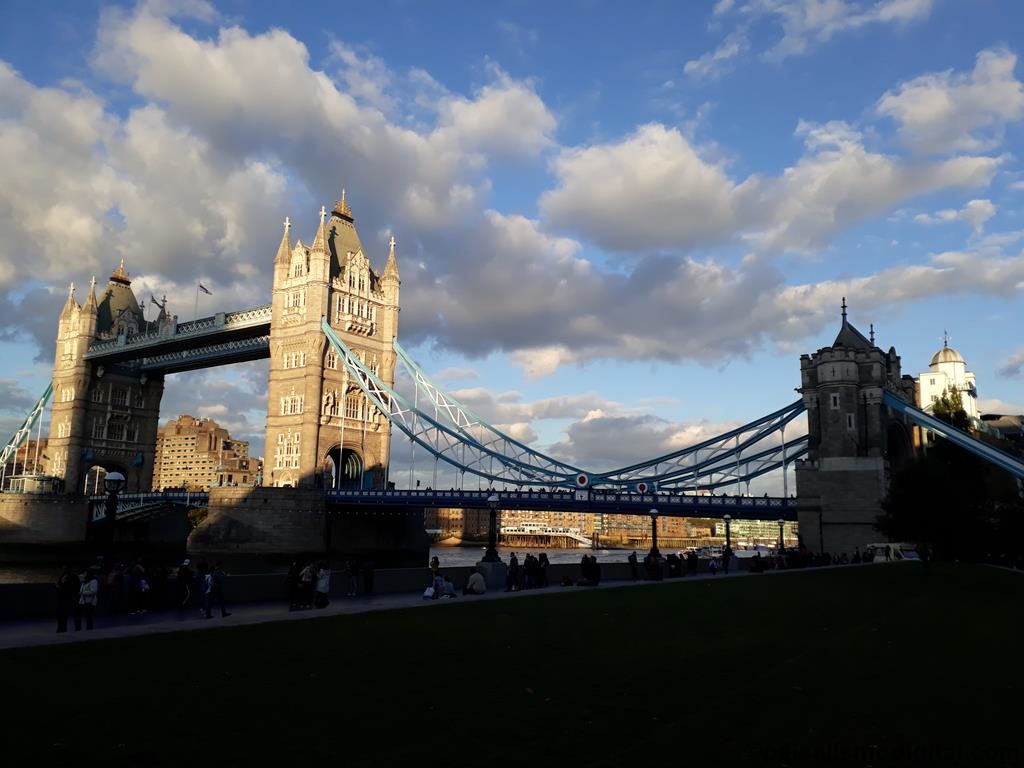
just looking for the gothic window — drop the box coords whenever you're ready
[346,396,360,420]
[57,421,70,438]
[61,387,75,403]
[92,387,105,403]
[112,388,128,407]
[829,394,840,410]
[326,349,338,370]
[126,423,139,442]
[280,394,304,415]
[107,422,125,441]
[64,340,74,356]
[133,390,145,408]
[846,413,855,431]
[92,420,105,439]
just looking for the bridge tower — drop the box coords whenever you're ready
[264,191,399,490]
[45,262,166,494]
[795,301,916,554]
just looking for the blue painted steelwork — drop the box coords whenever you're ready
[332,318,803,490]
[0,382,52,473]
[393,339,584,477]
[326,488,800,520]
[88,491,209,523]
[883,391,1024,478]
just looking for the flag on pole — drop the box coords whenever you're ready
[198,283,213,295]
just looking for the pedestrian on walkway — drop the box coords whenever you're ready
[314,561,331,608]
[177,559,194,608]
[211,562,230,618]
[55,564,79,633]
[75,568,99,631]
[722,546,733,575]
[299,561,315,608]
[538,552,550,588]
[708,557,718,576]
[198,561,213,618]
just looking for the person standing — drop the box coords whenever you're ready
[628,551,639,580]
[211,562,230,618]
[722,546,733,575]
[56,564,79,633]
[75,568,99,631]
[314,561,331,609]
[299,561,315,608]
[538,552,550,588]
[198,561,213,618]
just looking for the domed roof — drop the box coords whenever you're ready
[930,345,965,366]
[95,260,142,336]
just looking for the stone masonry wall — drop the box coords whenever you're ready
[189,486,326,554]
[0,495,87,544]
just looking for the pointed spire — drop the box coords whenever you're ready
[841,296,847,322]
[943,329,949,348]
[310,206,328,253]
[61,281,79,318]
[275,216,292,265]
[83,275,98,313]
[382,234,400,282]
[869,323,875,345]
[111,258,130,284]
[333,187,353,219]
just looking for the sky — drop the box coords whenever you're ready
[0,0,1022,491]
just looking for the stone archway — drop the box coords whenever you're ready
[324,446,364,489]
[81,462,129,496]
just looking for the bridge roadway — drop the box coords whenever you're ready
[90,488,798,522]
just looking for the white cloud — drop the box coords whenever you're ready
[913,199,995,232]
[978,398,1024,415]
[541,120,1000,254]
[684,31,748,79]
[998,350,1024,377]
[1008,180,1024,192]
[432,367,480,382]
[877,47,1024,154]
[700,0,933,66]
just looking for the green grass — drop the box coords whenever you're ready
[4,564,1023,767]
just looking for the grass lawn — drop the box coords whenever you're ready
[3,564,1022,767]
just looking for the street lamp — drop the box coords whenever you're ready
[482,494,500,562]
[103,471,126,559]
[649,508,660,559]
[777,518,786,553]
[723,514,732,551]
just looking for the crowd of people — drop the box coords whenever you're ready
[54,556,231,632]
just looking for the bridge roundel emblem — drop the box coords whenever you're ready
[636,482,648,494]
[575,473,589,488]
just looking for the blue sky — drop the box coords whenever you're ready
[0,0,1022,489]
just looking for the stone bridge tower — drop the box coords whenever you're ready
[264,191,399,490]
[45,262,166,494]
[795,301,916,553]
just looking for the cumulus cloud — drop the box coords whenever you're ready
[913,199,996,232]
[877,47,1024,154]
[541,120,999,254]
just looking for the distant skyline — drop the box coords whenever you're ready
[1,0,1022,491]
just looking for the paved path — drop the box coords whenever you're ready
[0,571,743,651]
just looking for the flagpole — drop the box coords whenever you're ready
[194,283,200,321]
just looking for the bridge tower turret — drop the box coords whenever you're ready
[795,300,916,554]
[45,264,166,494]
[264,191,397,490]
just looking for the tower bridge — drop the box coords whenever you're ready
[3,189,1023,561]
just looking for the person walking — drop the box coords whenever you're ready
[56,564,79,633]
[628,550,639,580]
[177,559,194,609]
[198,561,213,618]
[299,561,315,608]
[75,568,99,631]
[211,562,230,618]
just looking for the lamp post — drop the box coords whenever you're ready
[723,514,732,552]
[649,508,660,559]
[482,494,500,562]
[103,471,126,560]
[777,518,786,553]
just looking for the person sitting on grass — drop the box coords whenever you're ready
[463,568,487,596]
